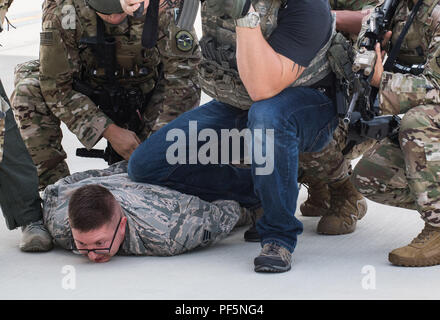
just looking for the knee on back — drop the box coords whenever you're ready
[127,151,151,182]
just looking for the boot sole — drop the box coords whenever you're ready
[317,227,355,235]
[20,239,53,252]
[388,253,440,267]
[254,264,291,273]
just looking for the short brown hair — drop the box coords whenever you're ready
[68,184,118,232]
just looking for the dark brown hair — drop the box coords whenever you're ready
[68,184,118,232]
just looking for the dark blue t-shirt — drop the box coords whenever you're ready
[268,0,333,67]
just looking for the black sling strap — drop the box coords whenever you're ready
[383,0,424,72]
[366,0,424,113]
[141,0,159,48]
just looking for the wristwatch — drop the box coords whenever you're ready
[235,11,261,28]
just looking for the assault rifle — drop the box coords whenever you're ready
[342,0,401,154]
[74,19,147,165]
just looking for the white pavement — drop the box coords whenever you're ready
[0,0,439,300]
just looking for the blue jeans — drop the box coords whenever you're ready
[128,86,338,253]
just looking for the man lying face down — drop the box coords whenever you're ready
[43,162,254,263]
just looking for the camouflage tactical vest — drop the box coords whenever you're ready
[390,0,440,67]
[67,0,161,95]
[199,0,336,110]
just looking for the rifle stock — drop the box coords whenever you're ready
[176,0,200,31]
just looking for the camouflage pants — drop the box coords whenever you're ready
[11,60,193,190]
[11,60,69,189]
[299,120,377,185]
[351,104,440,227]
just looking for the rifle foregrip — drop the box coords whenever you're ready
[76,148,105,159]
[176,0,199,30]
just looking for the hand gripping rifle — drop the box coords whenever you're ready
[342,0,402,154]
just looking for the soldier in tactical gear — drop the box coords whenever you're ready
[11,0,201,190]
[0,0,53,253]
[298,1,380,236]
[127,0,340,273]
[352,0,440,267]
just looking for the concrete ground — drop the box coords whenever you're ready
[0,0,439,300]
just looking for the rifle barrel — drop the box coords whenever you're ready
[343,91,359,125]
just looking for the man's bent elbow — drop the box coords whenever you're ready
[248,87,282,102]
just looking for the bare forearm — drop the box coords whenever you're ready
[236,27,282,100]
[333,10,367,35]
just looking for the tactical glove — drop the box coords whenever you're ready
[205,0,251,20]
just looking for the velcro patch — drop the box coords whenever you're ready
[175,30,194,52]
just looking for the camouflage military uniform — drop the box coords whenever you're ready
[352,0,440,228]
[43,161,250,256]
[0,0,42,230]
[298,0,380,187]
[11,0,201,189]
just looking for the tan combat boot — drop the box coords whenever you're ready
[389,223,440,267]
[300,181,331,217]
[316,176,367,235]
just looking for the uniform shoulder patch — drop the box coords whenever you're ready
[40,31,54,46]
[175,30,194,52]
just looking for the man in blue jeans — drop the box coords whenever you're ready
[124,0,339,273]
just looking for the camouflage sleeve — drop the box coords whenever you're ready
[378,6,440,115]
[39,0,113,150]
[148,3,201,132]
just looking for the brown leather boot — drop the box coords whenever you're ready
[389,223,440,267]
[300,181,330,217]
[317,176,367,235]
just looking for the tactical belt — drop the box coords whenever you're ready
[309,72,337,101]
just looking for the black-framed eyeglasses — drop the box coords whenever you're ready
[72,216,122,255]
